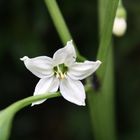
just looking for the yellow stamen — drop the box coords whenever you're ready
[60,72,65,79]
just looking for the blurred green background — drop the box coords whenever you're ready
[0,0,140,140]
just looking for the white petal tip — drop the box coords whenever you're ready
[81,102,86,106]
[31,102,40,107]
[74,100,86,106]
[20,56,29,61]
[96,60,102,65]
[67,40,73,45]
[31,98,46,106]
[31,104,35,107]
[31,101,44,107]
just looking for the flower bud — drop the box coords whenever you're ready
[113,17,127,37]
[113,0,127,37]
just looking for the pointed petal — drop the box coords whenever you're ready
[60,77,86,106]
[67,60,101,80]
[20,56,54,78]
[32,76,59,106]
[53,40,76,66]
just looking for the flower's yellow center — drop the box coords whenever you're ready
[53,64,68,79]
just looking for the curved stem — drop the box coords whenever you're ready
[5,92,60,115]
[3,84,91,116]
[0,92,60,140]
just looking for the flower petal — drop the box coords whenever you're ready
[53,40,76,66]
[32,76,59,106]
[60,77,86,106]
[67,60,101,80]
[20,56,54,78]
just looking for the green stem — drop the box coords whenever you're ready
[2,84,92,116]
[0,92,60,140]
[44,0,71,45]
[87,0,118,140]
[88,45,117,140]
[5,92,60,115]
[118,0,122,7]
[96,0,119,82]
[44,0,85,61]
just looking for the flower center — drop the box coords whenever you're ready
[53,64,68,79]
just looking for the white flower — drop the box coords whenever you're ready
[20,40,101,106]
[113,17,127,37]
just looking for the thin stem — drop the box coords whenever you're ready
[3,85,91,115]
[44,0,71,45]
[44,0,85,61]
[118,0,122,7]
[5,92,60,115]
[0,92,60,140]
